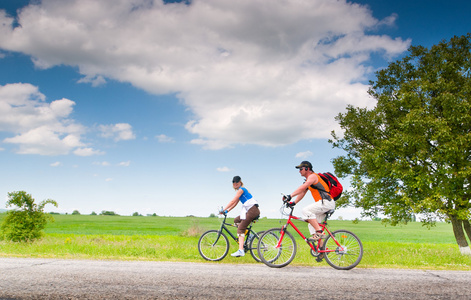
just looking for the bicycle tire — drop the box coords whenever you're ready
[323,229,363,270]
[247,231,265,262]
[257,228,297,268]
[198,230,229,261]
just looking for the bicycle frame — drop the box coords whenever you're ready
[214,213,255,248]
[278,206,342,254]
[257,202,363,269]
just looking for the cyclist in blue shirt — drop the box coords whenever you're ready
[221,176,260,257]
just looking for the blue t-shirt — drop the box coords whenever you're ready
[238,187,253,204]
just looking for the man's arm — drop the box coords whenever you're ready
[291,173,318,204]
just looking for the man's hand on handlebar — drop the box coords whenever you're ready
[282,194,296,207]
[219,209,228,215]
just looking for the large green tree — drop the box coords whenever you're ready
[330,34,471,255]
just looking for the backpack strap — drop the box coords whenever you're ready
[310,173,332,203]
[310,184,331,199]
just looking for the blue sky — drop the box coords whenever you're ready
[0,0,470,219]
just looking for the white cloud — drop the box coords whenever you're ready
[50,161,62,167]
[0,83,88,155]
[0,0,410,149]
[0,83,116,156]
[217,166,232,172]
[156,134,175,143]
[74,147,105,156]
[92,160,130,167]
[118,161,131,167]
[190,137,233,151]
[77,74,106,87]
[99,123,136,142]
[295,151,313,159]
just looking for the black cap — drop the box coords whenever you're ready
[295,161,312,170]
[232,176,241,183]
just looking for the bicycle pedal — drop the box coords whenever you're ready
[315,255,324,262]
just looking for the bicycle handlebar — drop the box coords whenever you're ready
[281,193,290,204]
[281,193,296,211]
[218,206,228,217]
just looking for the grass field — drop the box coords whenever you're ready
[0,213,470,270]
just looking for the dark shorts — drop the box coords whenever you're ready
[233,205,260,235]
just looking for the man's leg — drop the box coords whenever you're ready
[303,203,322,236]
[303,202,327,241]
[308,218,321,232]
[314,199,336,247]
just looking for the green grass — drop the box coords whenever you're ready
[42,214,211,235]
[0,213,470,270]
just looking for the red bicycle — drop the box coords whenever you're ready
[257,200,363,270]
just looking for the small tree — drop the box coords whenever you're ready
[101,210,118,216]
[1,191,58,242]
[72,210,81,215]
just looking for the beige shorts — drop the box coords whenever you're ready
[302,199,335,235]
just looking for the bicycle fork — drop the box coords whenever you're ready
[212,230,224,247]
[275,225,289,248]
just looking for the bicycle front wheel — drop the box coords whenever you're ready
[198,230,229,261]
[257,228,297,268]
[324,229,363,270]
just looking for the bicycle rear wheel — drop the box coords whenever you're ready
[248,231,265,262]
[257,228,297,268]
[198,230,229,261]
[323,229,363,270]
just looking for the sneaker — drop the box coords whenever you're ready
[307,233,326,242]
[231,250,245,257]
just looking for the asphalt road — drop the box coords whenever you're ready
[0,257,470,299]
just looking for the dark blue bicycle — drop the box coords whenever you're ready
[198,210,264,262]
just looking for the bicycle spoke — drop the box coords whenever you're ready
[258,228,297,268]
[248,231,265,262]
[324,230,363,270]
[198,230,229,261]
